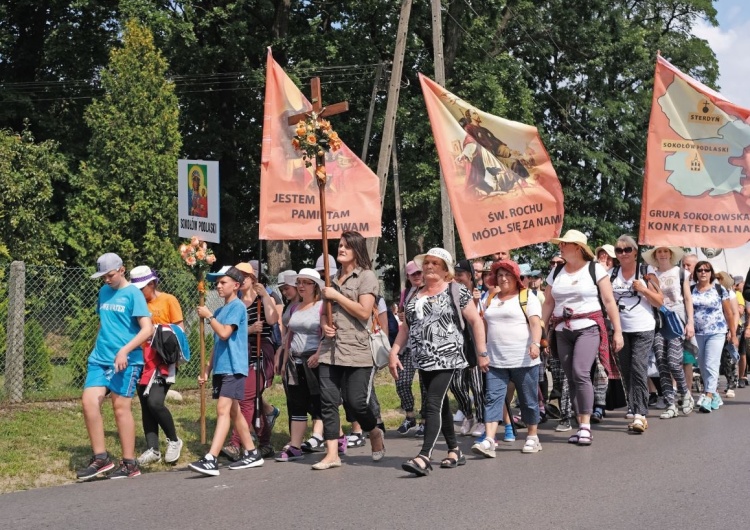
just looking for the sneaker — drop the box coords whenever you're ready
[397,417,417,435]
[471,437,497,458]
[164,438,183,464]
[229,449,264,470]
[659,404,679,419]
[521,437,542,454]
[265,406,280,431]
[453,410,465,423]
[221,444,241,462]
[711,393,724,410]
[555,419,572,432]
[738,379,747,389]
[414,423,425,438]
[189,455,220,476]
[591,407,604,423]
[503,423,516,442]
[725,388,735,399]
[471,422,485,437]
[459,417,475,436]
[698,394,711,413]
[76,453,115,481]
[648,393,658,406]
[347,432,365,448]
[136,448,161,466]
[275,446,304,462]
[259,445,275,459]
[338,435,348,454]
[681,393,695,415]
[653,397,667,409]
[109,460,141,479]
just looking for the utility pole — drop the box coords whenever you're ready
[431,0,455,256]
[366,0,412,261]
[392,146,407,295]
[361,62,384,163]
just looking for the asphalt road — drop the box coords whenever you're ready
[3,394,749,530]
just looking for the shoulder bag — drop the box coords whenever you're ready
[370,307,391,370]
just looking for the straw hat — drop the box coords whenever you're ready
[642,246,685,268]
[550,230,595,260]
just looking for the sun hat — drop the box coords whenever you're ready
[278,270,297,287]
[91,253,124,279]
[290,267,325,288]
[414,248,455,276]
[518,263,541,277]
[641,246,685,268]
[206,265,245,284]
[129,265,158,289]
[234,262,256,278]
[733,275,744,285]
[405,260,421,275]
[315,254,338,276]
[595,244,616,260]
[487,260,524,289]
[550,230,595,260]
[454,259,473,274]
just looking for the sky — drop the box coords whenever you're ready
[693,0,750,107]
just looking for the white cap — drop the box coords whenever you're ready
[315,254,338,276]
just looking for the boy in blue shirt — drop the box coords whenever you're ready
[189,266,264,475]
[76,253,154,481]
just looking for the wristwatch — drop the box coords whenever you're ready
[206,315,215,323]
[478,351,488,358]
[531,342,541,348]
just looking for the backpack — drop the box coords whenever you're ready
[484,288,530,323]
[446,282,477,367]
[151,324,190,365]
[386,306,399,345]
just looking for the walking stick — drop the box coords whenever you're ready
[255,296,263,432]
[198,275,206,444]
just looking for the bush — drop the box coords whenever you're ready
[67,309,98,388]
[23,319,53,392]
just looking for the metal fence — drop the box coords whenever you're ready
[0,262,227,403]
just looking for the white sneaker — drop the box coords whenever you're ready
[521,437,542,454]
[459,417,475,436]
[137,447,161,466]
[680,393,695,415]
[164,438,183,463]
[471,422,485,437]
[725,389,735,398]
[471,438,496,458]
[453,410,465,423]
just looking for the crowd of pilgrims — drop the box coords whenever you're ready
[75,229,748,479]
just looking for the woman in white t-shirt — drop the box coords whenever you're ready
[472,260,543,457]
[610,235,663,433]
[541,230,623,447]
[643,246,694,418]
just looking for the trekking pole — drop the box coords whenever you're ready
[255,298,263,431]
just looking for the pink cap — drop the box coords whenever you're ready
[405,260,420,275]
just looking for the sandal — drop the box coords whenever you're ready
[440,448,466,468]
[659,404,678,419]
[401,454,432,477]
[576,427,592,446]
[370,427,386,462]
[567,433,579,444]
[631,416,648,433]
[301,435,325,453]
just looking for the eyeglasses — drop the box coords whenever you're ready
[614,247,634,254]
[696,268,712,273]
[550,260,564,266]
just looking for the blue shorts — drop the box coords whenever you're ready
[212,374,246,400]
[84,362,142,398]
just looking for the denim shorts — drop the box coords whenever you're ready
[212,374,246,400]
[84,362,142,398]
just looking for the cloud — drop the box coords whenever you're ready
[693,17,750,108]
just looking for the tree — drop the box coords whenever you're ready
[0,125,67,264]
[66,19,182,270]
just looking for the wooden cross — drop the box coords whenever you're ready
[287,77,349,326]
[287,77,349,124]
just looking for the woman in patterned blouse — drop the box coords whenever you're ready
[388,248,487,477]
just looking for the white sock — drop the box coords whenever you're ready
[204,453,216,461]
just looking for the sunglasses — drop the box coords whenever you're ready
[696,268,712,273]
[614,247,634,254]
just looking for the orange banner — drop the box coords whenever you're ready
[640,55,750,248]
[419,75,564,258]
[259,49,382,240]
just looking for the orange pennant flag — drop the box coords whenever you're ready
[419,75,564,258]
[259,49,382,240]
[640,55,750,248]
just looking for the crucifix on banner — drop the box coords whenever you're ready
[288,77,349,325]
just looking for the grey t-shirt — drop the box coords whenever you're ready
[289,301,323,356]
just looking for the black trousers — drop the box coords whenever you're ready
[318,364,377,441]
[137,381,177,450]
[419,369,458,458]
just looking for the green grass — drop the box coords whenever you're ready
[0,371,423,493]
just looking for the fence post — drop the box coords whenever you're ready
[5,261,26,403]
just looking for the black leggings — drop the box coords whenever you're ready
[318,364,377,441]
[137,381,177,450]
[419,369,458,458]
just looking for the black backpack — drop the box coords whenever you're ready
[151,324,181,364]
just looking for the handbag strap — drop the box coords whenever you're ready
[371,306,382,333]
